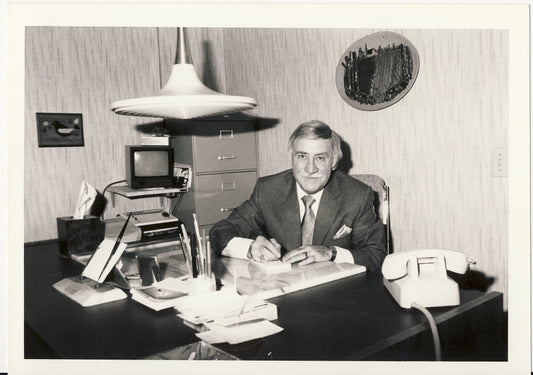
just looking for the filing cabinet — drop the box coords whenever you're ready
[170,114,258,232]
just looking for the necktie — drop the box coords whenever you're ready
[301,195,316,246]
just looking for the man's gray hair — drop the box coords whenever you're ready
[288,120,343,164]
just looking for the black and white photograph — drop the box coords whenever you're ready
[3,2,531,375]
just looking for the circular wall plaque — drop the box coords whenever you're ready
[336,31,420,111]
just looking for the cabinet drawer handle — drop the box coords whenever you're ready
[217,155,236,160]
[220,207,235,212]
[219,130,234,138]
[221,182,236,191]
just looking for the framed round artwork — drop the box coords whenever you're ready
[335,31,420,111]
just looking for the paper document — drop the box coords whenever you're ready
[73,180,97,219]
[130,287,187,311]
[174,288,277,325]
[129,275,191,311]
[152,276,190,293]
[251,260,292,274]
[199,320,283,345]
[219,257,366,300]
[82,239,127,283]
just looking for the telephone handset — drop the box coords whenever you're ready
[382,249,469,309]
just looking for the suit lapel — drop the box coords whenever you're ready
[313,173,341,245]
[276,174,301,251]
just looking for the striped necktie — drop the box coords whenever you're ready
[301,195,316,246]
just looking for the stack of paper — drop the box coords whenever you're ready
[131,287,187,311]
[199,320,283,345]
[173,288,282,344]
[174,288,277,324]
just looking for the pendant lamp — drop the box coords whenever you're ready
[111,28,257,119]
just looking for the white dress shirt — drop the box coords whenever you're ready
[221,183,354,264]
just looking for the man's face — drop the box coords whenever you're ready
[290,137,336,194]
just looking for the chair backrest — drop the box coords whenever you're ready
[350,174,390,253]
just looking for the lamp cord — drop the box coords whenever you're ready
[411,302,442,361]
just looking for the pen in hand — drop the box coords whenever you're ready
[248,236,283,262]
[270,238,282,261]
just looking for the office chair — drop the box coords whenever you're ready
[350,174,391,253]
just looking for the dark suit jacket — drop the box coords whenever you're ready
[209,169,387,272]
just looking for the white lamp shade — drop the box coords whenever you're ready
[111,28,257,120]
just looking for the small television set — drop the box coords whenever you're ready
[125,145,174,189]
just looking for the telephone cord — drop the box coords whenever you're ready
[411,302,442,361]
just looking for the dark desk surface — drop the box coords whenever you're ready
[25,241,506,361]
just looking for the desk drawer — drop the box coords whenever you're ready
[193,122,256,173]
[195,171,257,226]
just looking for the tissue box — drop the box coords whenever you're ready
[57,215,106,257]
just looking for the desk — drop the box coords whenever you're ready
[24,241,506,361]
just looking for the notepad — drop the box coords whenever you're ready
[251,260,292,274]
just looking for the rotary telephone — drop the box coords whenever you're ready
[381,249,470,308]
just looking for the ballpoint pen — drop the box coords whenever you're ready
[179,233,193,278]
[96,212,132,285]
[192,213,204,277]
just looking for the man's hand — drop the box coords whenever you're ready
[282,245,333,266]
[247,235,282,262]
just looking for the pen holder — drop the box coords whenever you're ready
[57,215,105,257]
[187,275,216,296]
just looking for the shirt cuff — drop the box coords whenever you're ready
[334,246,354,264]
[221,237,254,259]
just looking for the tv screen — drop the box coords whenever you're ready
[134,151,169,177]
[125,145,174,189]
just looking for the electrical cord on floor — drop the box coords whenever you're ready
[411,302,442,361]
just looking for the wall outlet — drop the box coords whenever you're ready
[491,147,508,177]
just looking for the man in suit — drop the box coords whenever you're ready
[209,120,387,272]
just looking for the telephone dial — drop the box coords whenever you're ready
[381,249,470,308]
